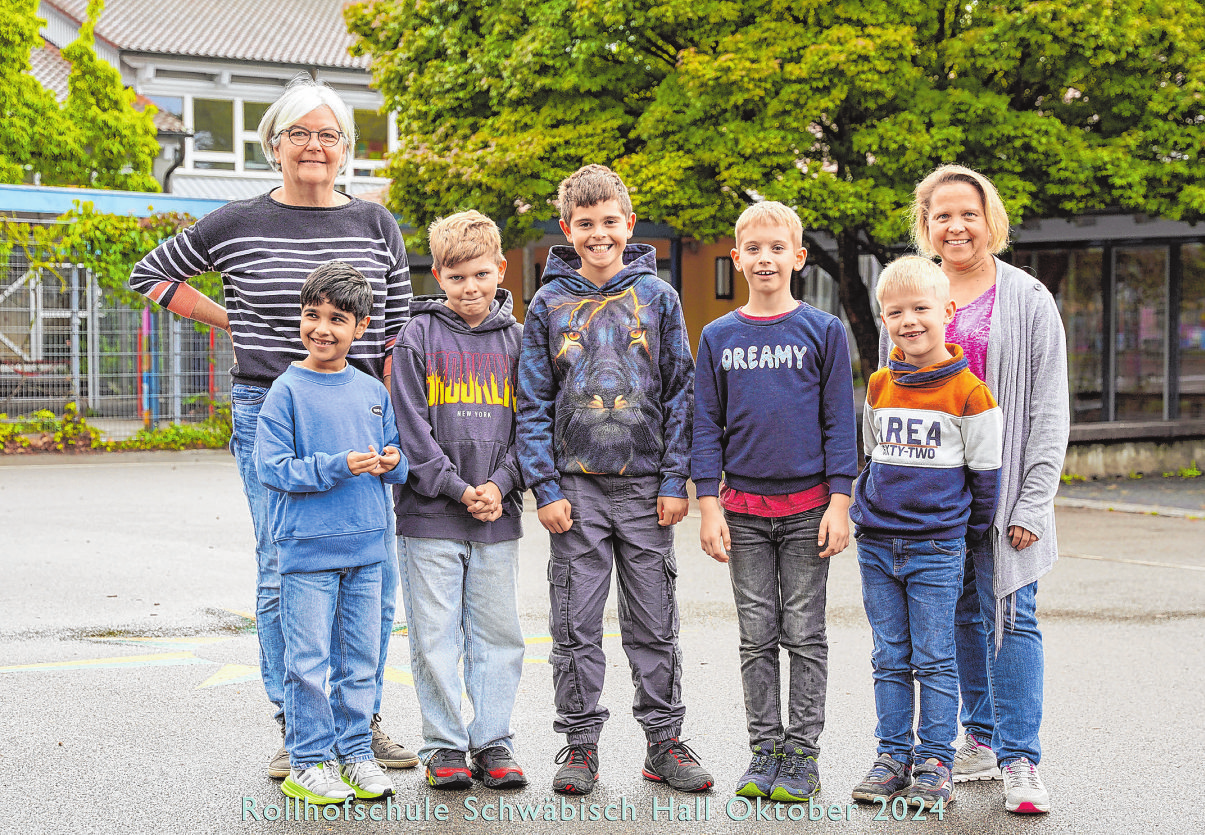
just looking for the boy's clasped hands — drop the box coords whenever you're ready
[462,483,505,522]
[346,444,403,476]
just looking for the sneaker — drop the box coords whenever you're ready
[906,759,954,808]
[472,746,529,789]
[769,745,820,802]
[371,713,420,769]
[1002,758,1050,814]
[851,754,912,803]
[340,758,395,800]
[643,738,714,792]
[552,743,599,795]
[426,748,473,790]
[734,746,780,798]
[953,732,1000,782]
[282,761,355,804]
[268,725,290,780]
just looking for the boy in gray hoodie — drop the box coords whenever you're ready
[390,210,527,791]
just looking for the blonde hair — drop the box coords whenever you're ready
[258,74,356,174]
[734,201,803,246]
[428,210,504,272]
[911,164,1011,258]
[875,255,951,308]
[557,164,632,222]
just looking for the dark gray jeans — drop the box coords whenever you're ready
[726,506,830,754]
[547,473,685,745]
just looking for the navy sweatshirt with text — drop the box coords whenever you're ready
[516,244,695,506]
[391,289,524,543]
[692,304,859,498]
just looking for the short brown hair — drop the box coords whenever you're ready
[734,201,803,246]
[428,210,504,272]
[557,164,633,223]
[911,164,1011,258]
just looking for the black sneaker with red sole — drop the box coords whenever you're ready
[643,738,713,792]
[472,746,529,789]
[552,743,599,795]
[426,748,473,790]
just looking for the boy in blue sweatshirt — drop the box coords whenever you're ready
[849,256,1002,810]
[693,201,859,803]
[255,262,409,805]
[517,164,711,796]
[390,210,528,792]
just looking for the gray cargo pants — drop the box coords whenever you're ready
[547,473,686,745]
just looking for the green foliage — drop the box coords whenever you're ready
[346,0,1205,377]
[1,0,159,190]
[1,401,231,453]
[1163,461,1202,478]
[1060,472,1086,484]
[0,201,219,313]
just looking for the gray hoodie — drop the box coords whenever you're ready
[391,289,524,543]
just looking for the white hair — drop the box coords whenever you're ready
[257,74,356,174]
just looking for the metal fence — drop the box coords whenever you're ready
[1,250,232,439]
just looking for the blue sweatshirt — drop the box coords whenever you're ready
[516,243,695,506]
[391,289,524,543]
[255,363,409,574]
[850,345,1002,541]
[692,304,859,498]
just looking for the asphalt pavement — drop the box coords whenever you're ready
[1,451,1203,834]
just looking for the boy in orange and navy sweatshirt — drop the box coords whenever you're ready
[850,256,1002,811]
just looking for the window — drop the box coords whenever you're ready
[243,101,270,134]
[1179,245,1205,419]
[244,142,272,171]
[354,108,388,161]
[193,99,233,152]
[714,257,733,300]
[1114,247,1168,421]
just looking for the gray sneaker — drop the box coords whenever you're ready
[1002,758,1050,814]
[268,724,289,780]
[282,761,355,804]
[370,713,419,769]
[340,758,395,799]
[952,733,1000,782]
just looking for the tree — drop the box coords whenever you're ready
[0,0,159,192]
[346,0,1205,378]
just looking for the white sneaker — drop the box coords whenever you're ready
[952,733,1000,782]
[1002,758,1050,814]
[282,760,355,804]
[341,758,395,799]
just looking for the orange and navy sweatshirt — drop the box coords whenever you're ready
[851,345,1002,542]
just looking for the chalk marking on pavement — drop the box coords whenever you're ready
[0,651,211,674]
[1061,551,1205,572]
[383,665,415,688]
[196,664,259,688]
[91,636,233,651]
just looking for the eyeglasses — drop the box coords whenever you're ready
[279,127,344,147]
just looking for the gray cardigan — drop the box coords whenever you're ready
[879,258,1069,642]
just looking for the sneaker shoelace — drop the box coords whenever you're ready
[661,739,702,766]
[866,761,896,781]
[747,752,776,775]
[1003,760,1040,788]
[912,765,943,788]
[555,744,596,771]
[779,751,814,777]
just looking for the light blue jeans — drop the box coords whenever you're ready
[398,535,524,761]
[955,541,1044,766]
[281,562,382,767]
[230,383,399,725]
[857,534,964,766]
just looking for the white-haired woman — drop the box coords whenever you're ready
[129,76,415,785]
[880,164,1069,815]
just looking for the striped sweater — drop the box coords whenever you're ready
[129,193,411,386]
[851,344,1002,541]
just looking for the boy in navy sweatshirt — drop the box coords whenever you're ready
[517,164,711,796]
[255,262,409,805]
[693,201,859,803]
[849,256,1001,810]
[390,210,528,792]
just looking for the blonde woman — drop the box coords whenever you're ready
[880,164,1069,814]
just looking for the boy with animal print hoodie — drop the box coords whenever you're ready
[516,164,709,797]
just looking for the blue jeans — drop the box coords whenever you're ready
[230,384,399,724]
[955,541,1043,765]
[281,563,382,767]
[398,536,525,762]
[726,507,830,754]
[856,534,964,765]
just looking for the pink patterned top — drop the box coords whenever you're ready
[947,284,996,383]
